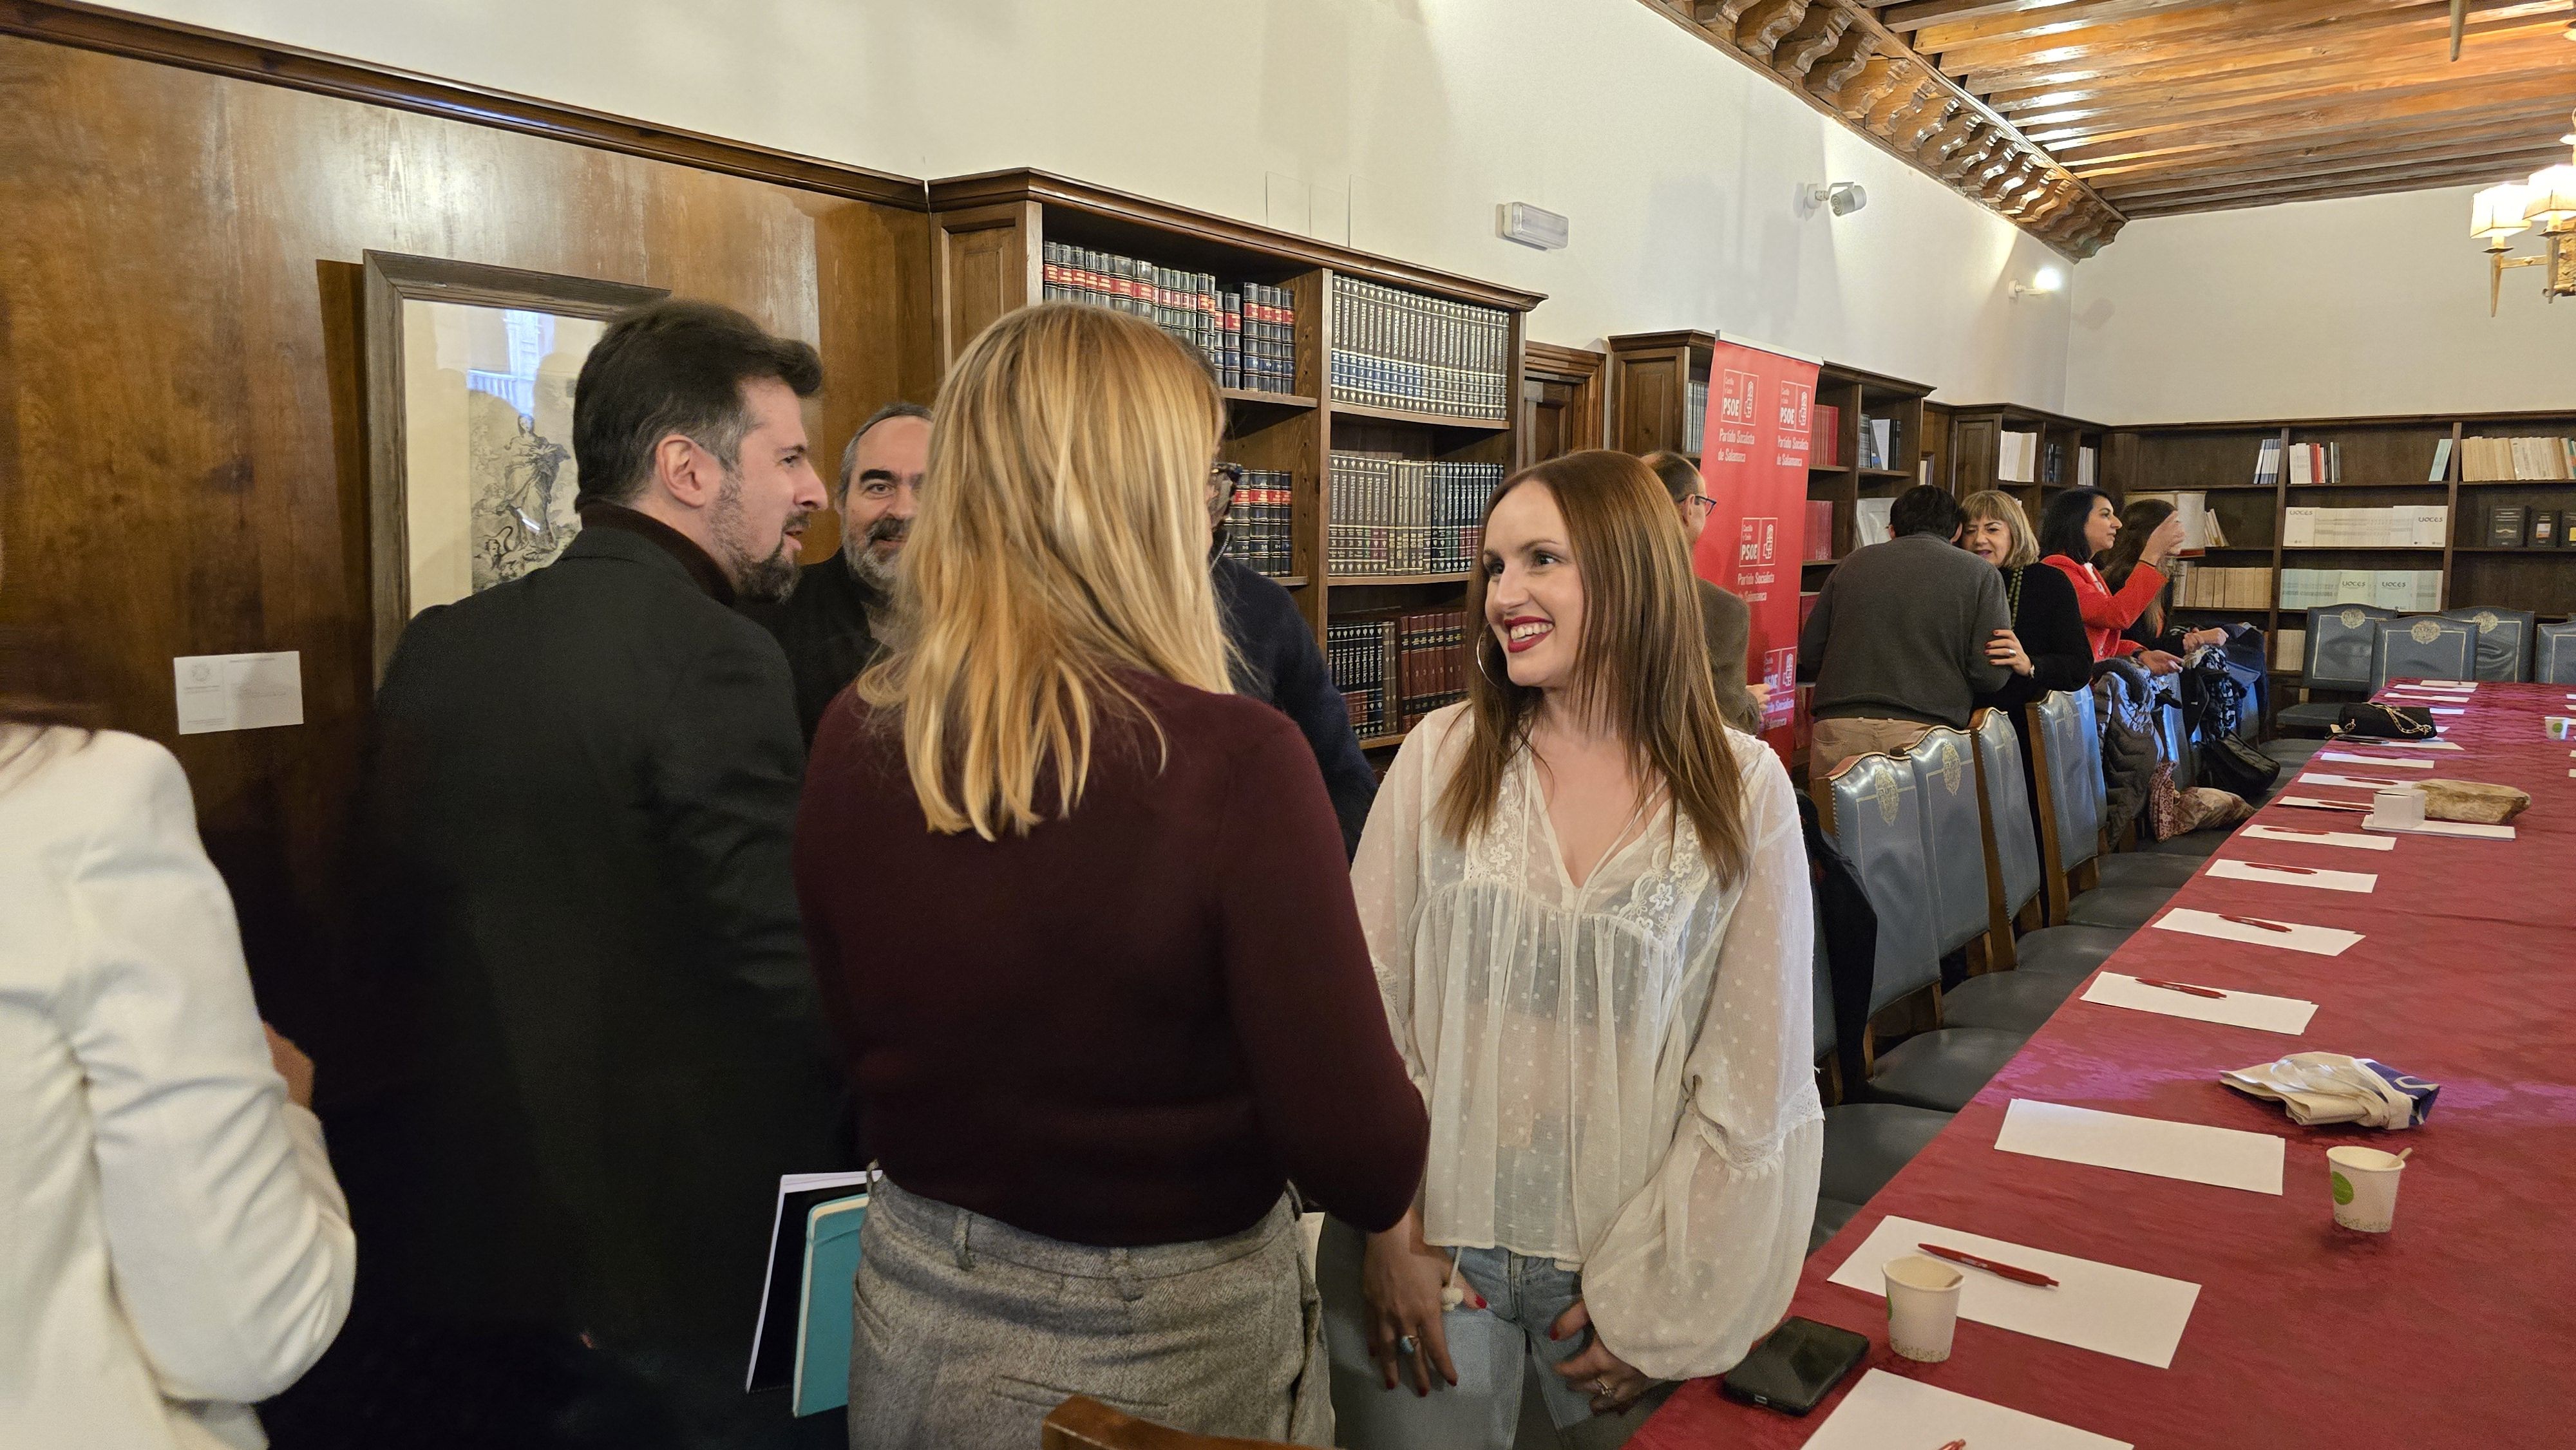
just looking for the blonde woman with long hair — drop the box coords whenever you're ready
[1327,451,1819,1449]
[793,303,1426,1448]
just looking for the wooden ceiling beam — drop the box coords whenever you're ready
[2023,68,2576,146]
[1979,17,2576,104]
[1922,0,2541,75]
[2047,79,2576,167]
[2098,140,2568,202]
[2119,154,2574,213]
[1953,10,2575,93]
[1877,0,2087,31]
[1898,0,2222,48]
[1994,39,2576,126]
[2077,111,2576,184]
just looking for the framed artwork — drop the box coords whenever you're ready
[361,250,667,681]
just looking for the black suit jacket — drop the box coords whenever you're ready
[1213,556,1377,856]
[361,519,842,1376]
[742,557,886,744]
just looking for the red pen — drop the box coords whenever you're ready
[1938,1440,1968,1450]
[2221,914,2296,933]
[1917,1243,2060,1288]
[2279,799,2369,812]
[2137,978,2228,999]
[2242,862,2321,874]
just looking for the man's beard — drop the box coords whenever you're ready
[843,515,906,594]
[710,473,804,605]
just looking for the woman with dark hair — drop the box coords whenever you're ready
[1330,449,1819,1449]
[2097,497,2228,663]
[1,549,355,1446]
[2038,486,2183,672]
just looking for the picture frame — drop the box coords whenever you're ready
[361,250,667,683]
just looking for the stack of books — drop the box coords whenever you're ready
[1325,455,1502,576]
[1996,431,2040,484]
[2282,505,2447,547]
[2459,435,2576,481]
[1328,277,1510,420]
[1855,415,1896,470]
[1814,404,1841,468]
[1804,501,1835,561]
[2277,568,2442,611]
[2282,440,2345,485]
[1039,241,1295,393]
[2484,505,2576,547]
[1220,468,1294,576]
[1327,619,1393,734]
[2168,563,2271,608]
[1684,373,1709,453]
[1396,610,1468,722]
[2250,438,2284,487]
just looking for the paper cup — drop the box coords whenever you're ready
[1883,1254,1964,1362]
[2327,1146,2406,1232]
[2372,787,2425,825]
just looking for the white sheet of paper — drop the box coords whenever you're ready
[2318,751,2432,768]
[1802,1371,2132,1450]
[2152,906,2362,955]
[2273,796,2372,813]
[2206,858,2376,892]
[2297,772,2420,789]
[2399,679,2475,690]
[2083,973,2319,1034]
[2430,707,2465,715]
[1827,1216,2202,1368]
[2336,738,2462,751]
[173,652,303,736]
[2241,823,2396,851]
[2363,814,2516,840]
[1997,1099,2287,1193]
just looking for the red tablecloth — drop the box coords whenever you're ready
[1634,681,2576,1450]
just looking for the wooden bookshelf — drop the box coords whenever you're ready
[1605,330,1713,458]
[1806,362,1935,572]
[1946,402,2107,514]
[2098,408,2576,688]
[1521,341,1607,469]
[925,169,1544,755]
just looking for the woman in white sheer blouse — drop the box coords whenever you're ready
[1322,449,1821,1449]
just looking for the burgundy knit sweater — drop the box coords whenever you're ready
[795,671,1426,1246]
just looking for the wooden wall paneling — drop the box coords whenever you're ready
[1613,349,1687,456]
[0,37,931,1066]
[1520,340,1607,467]
[931,200,1041,373]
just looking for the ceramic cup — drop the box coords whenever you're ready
[2327,1145,2406,1232]
[2372,787,2426,826]
[1883,1254,1965,1362]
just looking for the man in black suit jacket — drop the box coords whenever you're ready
[362,300,843,1447]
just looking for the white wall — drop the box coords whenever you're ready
[2066,184,2575,425]
[109,0,2077,406]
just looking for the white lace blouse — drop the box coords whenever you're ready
[1350,705,1823,1381]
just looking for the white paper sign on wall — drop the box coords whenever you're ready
[175,652,303,735]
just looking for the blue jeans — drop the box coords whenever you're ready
[1316,1219,1671,1450]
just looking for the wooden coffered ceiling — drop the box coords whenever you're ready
[1639,0,2576,254]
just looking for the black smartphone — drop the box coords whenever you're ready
[1719,1316,1870,1415]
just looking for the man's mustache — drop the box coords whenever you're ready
[866,516,909,547]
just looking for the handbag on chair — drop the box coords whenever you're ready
[2331,703,2436,741]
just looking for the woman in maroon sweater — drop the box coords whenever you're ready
[795,303,1426,1448]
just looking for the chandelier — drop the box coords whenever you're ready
[2470,109,2576,314]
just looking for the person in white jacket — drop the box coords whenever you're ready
[0,717,357,1449]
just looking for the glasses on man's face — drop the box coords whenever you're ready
[1689,493,1717,514]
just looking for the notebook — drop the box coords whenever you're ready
[793,1195,871,1415]
[746,1170,875,1397]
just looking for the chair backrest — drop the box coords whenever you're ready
[2538,619,2576,686]
[1818,752,1940,1017]
[2304,604,2393,690]
[2370,616,2475,692]
[1907,727,1990,959]
[1971,707,2042,924]
[2441,605,2536,681]
[2032,688,2103,872]
[1046,1396,1297,1449]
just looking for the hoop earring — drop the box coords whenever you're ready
[1475,639,1508,691]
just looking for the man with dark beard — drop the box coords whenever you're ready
[357,299,845,1447]
[747,400,926,741]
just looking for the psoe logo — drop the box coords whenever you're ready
[1738,516,1778,567]
[1777,379,1814,435]
[1719,368,1759,424]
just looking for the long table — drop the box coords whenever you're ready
[1634,679,2576,1449]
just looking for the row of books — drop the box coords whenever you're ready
[2282,505,2448,548]
[1814,406,1896,469]
[1684,374,1708,454]
[2131,491,2229,552]
[2169,563,2271,609]
[1325,455,1502,576]
[1037,242,1296,394]
[1328,276,1511,420]
[2278,568,2443,612]
[2485,505,2575,547]
[2456,435,2576,482]
[2249,438,2353,487]
[1325,611,1470,735]
[1995,431,2072,486]
[1218,468,1295,577]
[1326,619,1392,735]
[1394,610,1469,722]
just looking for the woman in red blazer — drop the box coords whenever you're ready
[2038,487,2184,671]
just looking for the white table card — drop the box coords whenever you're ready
[2240,823,2397,851]
[1828,1216,2202,1368]
[2082,973,2320,1033]
[2206,859,2376,892]
[2150,907,2362,956]
[1801,1371,2132,1450]
[1996,1100,2288,1192]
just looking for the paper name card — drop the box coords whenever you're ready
[2338,738,2461,751]
[2362,814,2515,840]
[174,652,303,736]
[2083,973,2319,1034]
[2207,859,2376,893]
[2399,679,2475,691]
[1997,1100,2287,1194]
[2240,823,2396,851]
[1827,1215,2202,1368]
[2318,751,2432,769]
[2151,907,2362,956]
[2429,707,2465,716]
[2297,772,2420,789]
[1802,1371,2132,1450]
[2273,795,2371,813]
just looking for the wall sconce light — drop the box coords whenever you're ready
[2467,109,2576,314]
[2009,265,2066,301]
[1804,182,1868,217]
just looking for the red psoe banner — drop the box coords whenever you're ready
[1693,340,1821,762]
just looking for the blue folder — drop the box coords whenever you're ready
[791,1193,869,1416]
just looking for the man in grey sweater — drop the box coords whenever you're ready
[1797,485,2014,776]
